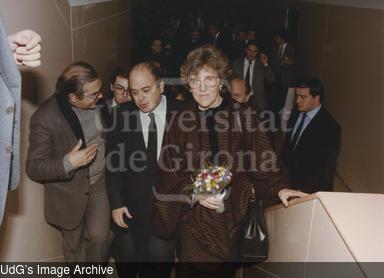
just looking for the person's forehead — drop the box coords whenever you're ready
[296,87,310,95]
[115,75,129,85]
[246,45,258,51]
[190,66,217,78]
[84,79,101,91]
[129,69,156,86]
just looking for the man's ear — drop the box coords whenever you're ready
[159,80,165,94]
[68,93,79,103]
[110,83,114,93]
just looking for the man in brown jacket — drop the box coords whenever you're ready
[26,62,111,262]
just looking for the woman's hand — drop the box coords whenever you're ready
[278,189,308,207]
[196,194,222,210]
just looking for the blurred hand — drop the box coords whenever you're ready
[68,139,98,169]
[8,29,42,67]
[282,56,294,66]
[196,194,222,210]
[260,53,268,66]
[278,188,308,207]
[112,207,133,229]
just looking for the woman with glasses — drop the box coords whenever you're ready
[153,45,306,277]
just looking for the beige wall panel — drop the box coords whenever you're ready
[322,14,384,193]
[72,13,132,86]
[295,9,329,78]
[265,200,315,262]
[329,5,382,24]
[71,0,130,29]
[53,0,71,29]
[295,1,329,14]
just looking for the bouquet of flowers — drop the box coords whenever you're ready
[184,164,232,213]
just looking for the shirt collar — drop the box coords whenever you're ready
[111,98,118,108]
[305,104,322,120]
[244,57,255,65]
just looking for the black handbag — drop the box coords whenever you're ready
[239,188,269,262]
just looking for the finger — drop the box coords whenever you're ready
[294,191,309,197]
[85,144,98,153]
[16,44,41,55]
[281,196,288,207]
[71,139,82,152]
[118,213,128,228]
[124,208,133,219]
[17,52,41,62]
[200,200,220,210]
[25,32,42,50]
[21,60,41,67]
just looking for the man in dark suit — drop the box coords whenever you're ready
[207,19,233,57]
[280,78,341,194]
[269,30,295,116]
[232,41,275,112]
[106,62,179,277]
[27,62,111,262]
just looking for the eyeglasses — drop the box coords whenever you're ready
[83,90,102,100]
[114,85,130,96]
[188,75,219,89]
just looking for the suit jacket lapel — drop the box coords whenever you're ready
[294,107,324,150]
[55,93,86,149]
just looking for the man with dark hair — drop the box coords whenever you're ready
[207,18,232,56]
[106,62,179,277]
[26,62,111,262]
[232,41,275,111]
[107,63,132,112]
[269,30,295,118]
[280,77,341,193]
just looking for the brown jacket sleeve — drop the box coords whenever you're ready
[26,111,74,183]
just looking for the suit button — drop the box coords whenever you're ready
[86,175,90,179]
[6,146,13,153]
[6,106,14,114]
[85,192,90,196]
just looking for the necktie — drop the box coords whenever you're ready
[279,45,284,59]
[147,112,158,164]
[290,113,306,149]
[245,60,252,88]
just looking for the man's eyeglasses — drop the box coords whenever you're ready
[114,85,130,96]
[188,75,219,89]
[83,90,102,100]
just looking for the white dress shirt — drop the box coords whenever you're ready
[139,95,167,160]
[243,58,255,95]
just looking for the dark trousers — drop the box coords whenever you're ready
[113,231,175,278]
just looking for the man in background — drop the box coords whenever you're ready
[0,15,41,224]
[228,78,251,104]
[232,41,275,112]
[106,63,132,113]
